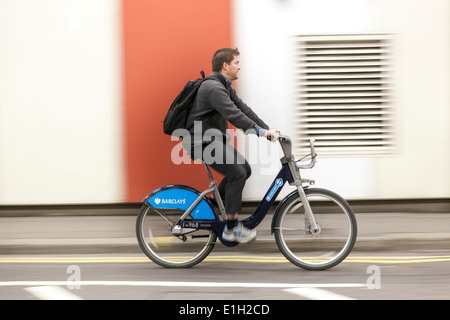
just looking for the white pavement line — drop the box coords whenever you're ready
[24,286,83,300]
[284,287,355,300]
[0,280,365,289]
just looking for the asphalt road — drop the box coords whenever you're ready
[1,250,450,301]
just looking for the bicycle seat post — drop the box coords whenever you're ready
[203,162,215,184]
[203,162,227,219]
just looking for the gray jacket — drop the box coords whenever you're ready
[186,72,269,141]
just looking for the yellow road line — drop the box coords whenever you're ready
[1,255,450,264]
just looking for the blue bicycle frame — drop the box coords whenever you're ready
[178,162,294,246]
[143,136,318,247]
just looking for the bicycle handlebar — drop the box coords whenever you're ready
[297,138,317,169]
[269,132,317,169]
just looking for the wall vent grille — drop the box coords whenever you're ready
[294,34,395,156]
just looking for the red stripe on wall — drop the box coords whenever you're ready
[122,0,232,201]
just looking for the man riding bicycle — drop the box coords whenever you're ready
[182,48,279,243]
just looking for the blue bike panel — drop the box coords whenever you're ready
[265,178,284,202]
[146,186,216,220]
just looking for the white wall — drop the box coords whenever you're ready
[0,0,124,204]
[374,0,450,199]
[233,0,450,200]
[0,0,448,204]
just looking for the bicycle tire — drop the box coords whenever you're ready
[274,188,357,270]
[136,203,217,268]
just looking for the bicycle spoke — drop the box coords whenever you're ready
[153,208,175,227]
[274,227,307,232]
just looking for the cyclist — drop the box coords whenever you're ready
[182,48,279,243]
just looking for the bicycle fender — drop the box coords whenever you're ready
[143,185,218,220]
[270,189,300,234]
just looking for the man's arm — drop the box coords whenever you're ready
[203,80,279,141]
[229,87,269,130]
[205,81,257,131]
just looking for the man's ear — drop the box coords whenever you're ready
[222,62,229,72]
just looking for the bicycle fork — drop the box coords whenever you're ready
[296,186,320,234]
[288,162,320,234]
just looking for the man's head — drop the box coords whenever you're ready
[212,48,240,81]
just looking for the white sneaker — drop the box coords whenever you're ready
[222,222,257,243]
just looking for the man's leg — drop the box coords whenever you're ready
[205,142,255,242]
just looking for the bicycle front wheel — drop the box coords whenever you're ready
[136,204,217,268]
[274,188,357,270]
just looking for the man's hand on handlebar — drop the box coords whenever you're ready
[265,128,280,142]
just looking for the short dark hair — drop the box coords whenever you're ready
[212,48,240,72]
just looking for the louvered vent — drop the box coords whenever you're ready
[294,34,395,156]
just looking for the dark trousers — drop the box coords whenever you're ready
[186,139,251,215]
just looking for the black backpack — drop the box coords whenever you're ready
[163,71,209,136]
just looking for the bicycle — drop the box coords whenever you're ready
[136,134,357,270]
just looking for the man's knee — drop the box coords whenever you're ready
[231,164,251,183]
[245,163,252,179]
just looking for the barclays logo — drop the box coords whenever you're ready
[154,197,186,205]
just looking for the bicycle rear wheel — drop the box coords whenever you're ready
[136,204,217,268]
[274,188,357,270]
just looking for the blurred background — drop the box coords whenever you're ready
[0,0,449,206]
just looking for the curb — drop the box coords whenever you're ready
[2,235,450,255]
